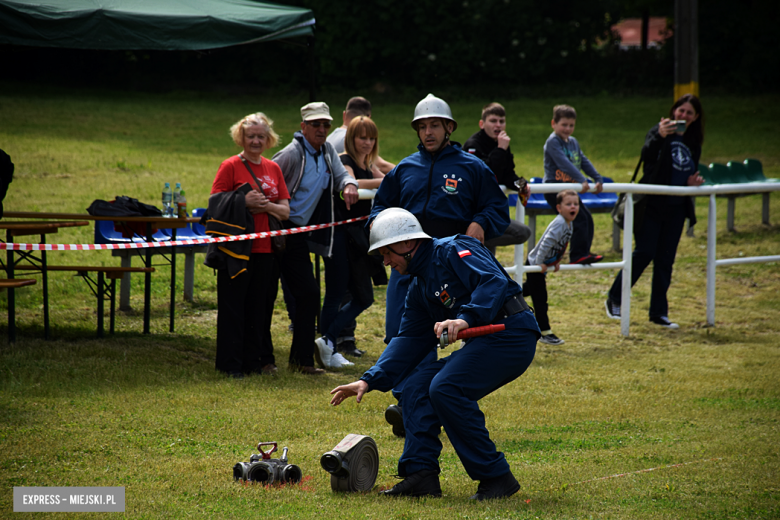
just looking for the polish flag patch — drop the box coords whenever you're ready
[458,249,471,258]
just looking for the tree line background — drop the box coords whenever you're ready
[1,0,777,97]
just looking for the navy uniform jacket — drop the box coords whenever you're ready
[361,235,539,392]
[368,142,510,241]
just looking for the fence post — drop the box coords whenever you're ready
[612,221,621,252]
[762,193,770,225]
[120,252,132,311]
[707,194,717,325]
[620,193,634,337]
[514,198,525,282]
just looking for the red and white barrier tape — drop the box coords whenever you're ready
[0,215,369,252]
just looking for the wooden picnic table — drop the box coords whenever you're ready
[3,212,189,335]
[1,220,90,340]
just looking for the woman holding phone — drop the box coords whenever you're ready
[211,112,290,378]
[604,94,705,329]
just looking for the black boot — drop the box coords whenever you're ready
[469,471,520,501]
[379,469,442,497]
[385,404,405,437]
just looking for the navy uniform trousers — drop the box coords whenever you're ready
[397,311,537,480]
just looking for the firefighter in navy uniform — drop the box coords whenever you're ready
[368,94,511,436]
[331,208,539,500]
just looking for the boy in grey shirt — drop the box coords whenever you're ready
[543,104,603,265]
[524,190,579,345]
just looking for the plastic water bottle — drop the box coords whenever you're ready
[162,182,173,217]
[177,189,187,218]
[173,182,182,211]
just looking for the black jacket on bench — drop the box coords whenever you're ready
[203,190,254,279]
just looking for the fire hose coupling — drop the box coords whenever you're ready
[233,441,302,485]
[321,434,378,492]
[439,323,506,349]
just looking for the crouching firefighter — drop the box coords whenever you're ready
[330,208,540,500]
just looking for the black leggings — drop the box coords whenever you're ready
[523,260,551,332]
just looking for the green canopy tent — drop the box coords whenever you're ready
[0,0,317,98]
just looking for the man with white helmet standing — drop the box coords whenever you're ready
[331,208,539,500]
[368,94,511,436]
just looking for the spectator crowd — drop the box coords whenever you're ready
[204,92,706,501]
[207,93,705,378]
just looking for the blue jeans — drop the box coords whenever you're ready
[608,203,686,318]
[321,228,374,346]
[278,231,319,367]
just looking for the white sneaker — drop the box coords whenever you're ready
[539,333,564,345]
[650,316,679,329]
[605,298,621,320]
[314,337,332,369]
[329,352,354,367]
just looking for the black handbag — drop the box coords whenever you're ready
[611,158,649,234]
[239,156,286,253]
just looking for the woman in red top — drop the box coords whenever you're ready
[211,112,290,378]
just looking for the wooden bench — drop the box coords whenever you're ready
[1,278,37,343]
[0,279,37,289]
[12,265,155,337]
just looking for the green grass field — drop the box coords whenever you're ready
[1,83,779,518]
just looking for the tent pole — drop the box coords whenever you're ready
[308,35,316,102]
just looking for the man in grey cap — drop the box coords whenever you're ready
[272,102,359,375]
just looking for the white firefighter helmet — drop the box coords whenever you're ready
[411,93,457,132]
[368,208,431,254]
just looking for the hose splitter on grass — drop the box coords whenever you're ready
[233,441,302,485]
[320,434,378,492]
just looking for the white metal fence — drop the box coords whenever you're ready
[358,181,780,336]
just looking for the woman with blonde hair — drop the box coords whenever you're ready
[314,116,386,366]
[342,116,385,189]
[211,112,289,378]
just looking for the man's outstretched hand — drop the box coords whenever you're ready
[330,380,369,406]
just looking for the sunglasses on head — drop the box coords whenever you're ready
[305,121,332,129]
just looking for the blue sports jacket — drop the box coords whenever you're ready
[369,143,510,241]
[360,236,539,392]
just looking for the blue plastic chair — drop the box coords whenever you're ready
[191,208,207,236]
[579,190,601,209]
[94,220,146,244]
[159,217,203,244]
[527,177,552,211]
[591,176,618,209]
